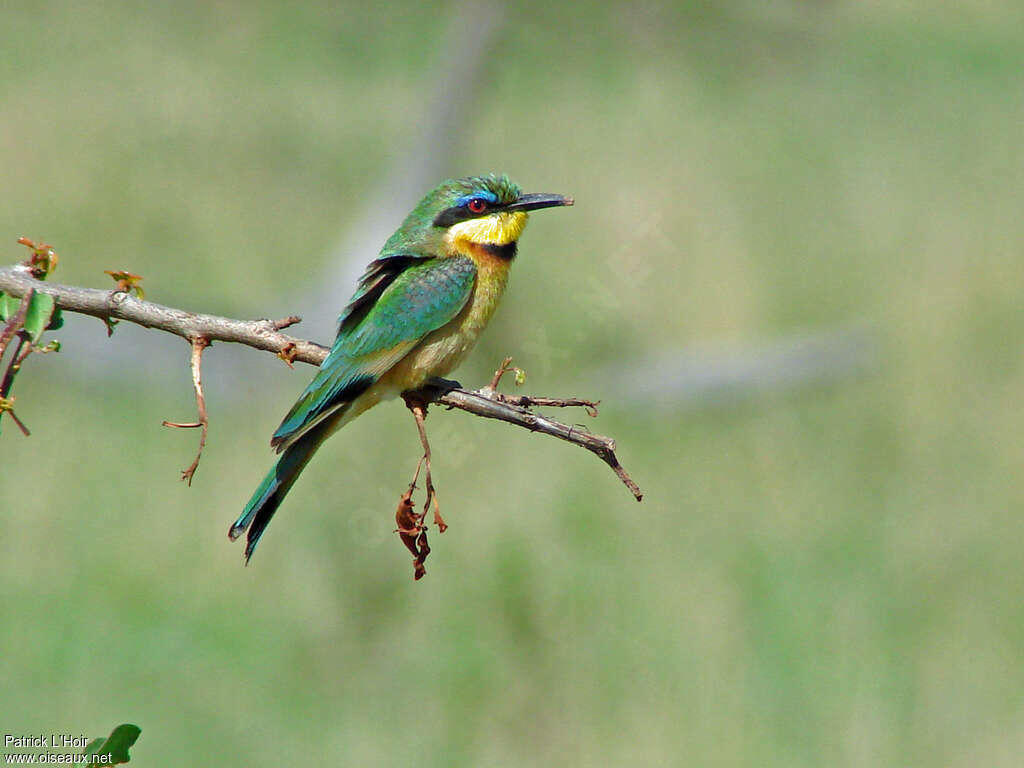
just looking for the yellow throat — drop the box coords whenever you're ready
[445,211,528,248]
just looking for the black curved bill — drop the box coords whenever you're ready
[506,193,574,212]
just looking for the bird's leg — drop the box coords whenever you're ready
[413,402,447,533]
[394,393,447,580]
[402,393,448,533]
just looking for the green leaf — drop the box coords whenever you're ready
[22,293,56,344]
[0,292,19,321]
[82,724,141,766]
[0,292,58,342]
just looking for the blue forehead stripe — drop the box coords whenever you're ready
[455,190,498,207]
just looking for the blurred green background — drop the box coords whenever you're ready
[4,1,1024,765]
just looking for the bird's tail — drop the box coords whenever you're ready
[228,417,336,563]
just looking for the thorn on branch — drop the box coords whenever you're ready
[161,336,210,485]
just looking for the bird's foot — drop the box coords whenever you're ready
[421,376,462,398]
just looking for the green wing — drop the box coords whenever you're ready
[271,255,476,451]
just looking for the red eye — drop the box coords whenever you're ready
[467,198,486,213]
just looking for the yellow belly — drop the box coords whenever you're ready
[379,246,511,393]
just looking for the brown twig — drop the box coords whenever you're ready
[421,380,643,502]
[1,263,643,500]
[161,336,210,485]
[271,315,301,331]
[487,356,517,390]
[0,289,34,433]
[5,339,37,397]
[483,356,599,421]
[0,287,32,360]
[0,338,25,400]
[4,404,30,436]
[13,340,34,368]
[489,392,601,418]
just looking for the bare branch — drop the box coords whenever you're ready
[1,263,643,501]
[271,315,301,331]
[0,265,329,364]
[487,392,601,418]
[7,406,30,435]
[421,381,644,502]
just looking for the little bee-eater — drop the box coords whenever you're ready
[229,174,573,561]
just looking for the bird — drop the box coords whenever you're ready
[229,174,573,561]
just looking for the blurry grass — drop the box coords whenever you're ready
[4,0,1024,766]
